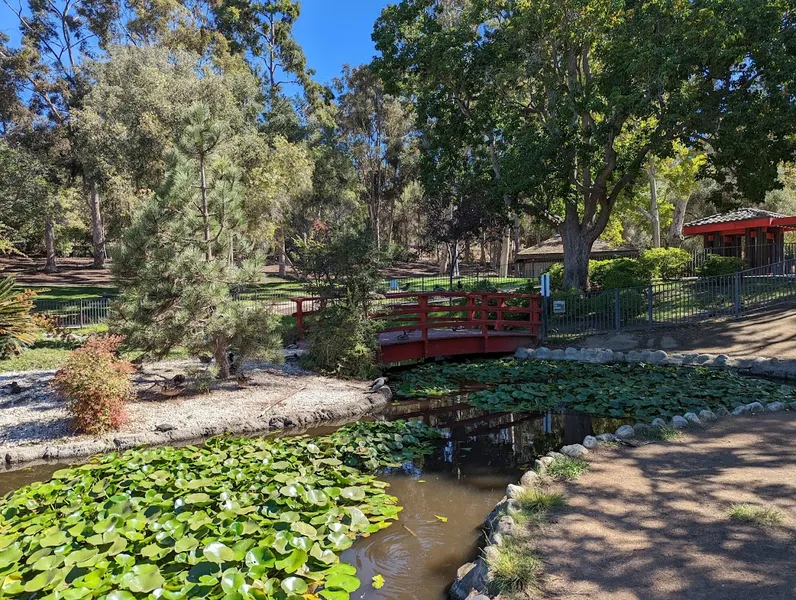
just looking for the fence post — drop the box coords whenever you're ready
[648,285,654,328]
[733,272,741,318]
[614,289,621,331]
[541,296,548,340]
[79,299,84,328]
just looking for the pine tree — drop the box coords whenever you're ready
[111,104,281,378]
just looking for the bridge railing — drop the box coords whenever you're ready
[291,292,543,341]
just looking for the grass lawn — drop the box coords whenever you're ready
[22,285,119,301]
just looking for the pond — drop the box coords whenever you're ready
[0,393,626,600]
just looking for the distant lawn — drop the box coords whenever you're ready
[22,285,119,302]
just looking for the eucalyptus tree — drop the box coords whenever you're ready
[335,64,418,252]
[375,0,796,289]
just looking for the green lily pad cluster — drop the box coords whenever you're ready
[397,358,796,420]
[0,420,440,599]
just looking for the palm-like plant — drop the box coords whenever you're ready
[0,277,39,358]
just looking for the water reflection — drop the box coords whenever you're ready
[341,396,627,600]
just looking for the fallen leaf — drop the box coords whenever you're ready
[372,574,385,589]
[434,515,448,523]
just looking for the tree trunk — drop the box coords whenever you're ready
[497,228,511,277]
[648,158,661,248]
[278,230,286,277]
[89,182,106,269]
[668,197,689,248]
[447,241,460,279]
[560,223,592,291]
[480,234,486,266]
[44,218,57,273]
[512,215,521,259]
[214,344,231,379]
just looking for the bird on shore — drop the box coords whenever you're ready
[236,373,252,388]
[369,377,389,393]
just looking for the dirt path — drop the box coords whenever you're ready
[538,412,796,600]
[569,305,796,359]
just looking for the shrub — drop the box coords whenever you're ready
[545,263,564,291]
[0,277,40,358]
[639,247,692,280]
[589,258,651,289]
[303,297,381,380]
[53,335,135,434]
[696,254,746,277]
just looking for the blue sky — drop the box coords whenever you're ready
[0,1,393,85]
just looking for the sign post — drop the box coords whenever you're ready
[540,273,550,340]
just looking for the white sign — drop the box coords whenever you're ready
[553,300,566,314]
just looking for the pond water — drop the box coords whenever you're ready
[0,395,626,600]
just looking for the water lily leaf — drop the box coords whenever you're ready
[324,573,361,593]
[221,568,246,593]
[281,576,308,594]
[340,487,365,501]
[185,493,211,504]
[274,549,307,574]
[290,522,318,539]
[106,591,136,600]
[119,564,165,593]
[319,591,349,600]
[23,568,66,592]
[40,529,69,547]
[0,544,23,568]
[203,542,235,563]
[245,547,275,568]
[174,535,200,553]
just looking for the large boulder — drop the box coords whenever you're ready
[615,425,635,439]
[671,415,690,429]
[560,444,589,458]
[683,412,701,425]
[450,559,489,600]
[582,435,599,449]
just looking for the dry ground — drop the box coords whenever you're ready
[538,412,796,600]
[571,305,796,360]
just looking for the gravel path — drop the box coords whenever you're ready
[538,412,796,600]
[0,359,386,459]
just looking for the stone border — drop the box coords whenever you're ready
[3,388,392,466]
[449,352,796,599]
[514,346,796,380]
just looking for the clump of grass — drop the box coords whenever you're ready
[728,503,783,527]
[545,456,590,481]
[636,425,682,441]
[485,538,542,596]
[513,488,566,527]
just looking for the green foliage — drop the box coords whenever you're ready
[111,105,282,378]
[696,255,746,278]
[375,0,796,290]
[53,336,135,434]
[0,278,40,359]
[728,504,784,527]
[294,225,383,301]
[639,248,692,280]
[303,298,381,380]
[514,489,566,515]
[0,420,439,599]
[545,456,590,482]
[396,359,796,420]
[589,258,651,290]
[636,426,682,442]
[484,538,542,596]
[544,263,565,291]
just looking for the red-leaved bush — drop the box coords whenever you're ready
[53,335,135,434]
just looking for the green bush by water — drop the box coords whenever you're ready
[0,421,440,599]
[396,358,796,420]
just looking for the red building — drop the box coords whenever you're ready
[683,208,796,268]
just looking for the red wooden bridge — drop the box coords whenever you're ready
[292,291,542,363]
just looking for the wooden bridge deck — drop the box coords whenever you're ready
[293,291,543,363]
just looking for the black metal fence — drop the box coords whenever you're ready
[31,274,533,329]
[544,258,796,341]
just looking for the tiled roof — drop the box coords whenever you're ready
[684,208,788,228]
[516,235,636,259]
